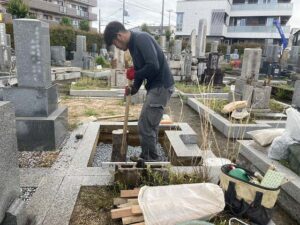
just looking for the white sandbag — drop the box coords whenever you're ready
[138,183,225,225]
[285,108,300,141]
[268,132,297,160]
[247,128,285,147]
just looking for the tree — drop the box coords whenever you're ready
[79,20,89,31]
[60,17,72,27]
[165,28,171,42]
[7,0,28,19]
[141,23,150,34]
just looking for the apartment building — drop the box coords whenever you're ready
[2,0,97,28]
[176,0,293,43]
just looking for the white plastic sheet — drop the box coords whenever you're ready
[138,183,225,225]
[268,132,296,160]
[285,108,300,141]
[268,108,300,160]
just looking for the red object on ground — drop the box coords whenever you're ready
[126,67,135,80]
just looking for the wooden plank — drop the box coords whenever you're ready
[131,223,145,225]
[127,199,138,204]
[113,197,127,206]
[122,215,144,225]
[118,201,138,208]
[120,189,140,198]
[131,205,142,215]
[111,207,133,219]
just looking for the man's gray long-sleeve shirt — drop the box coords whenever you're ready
[128,31,174,91]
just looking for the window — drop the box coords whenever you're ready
[232,0,245,4]
[248,0,258,4]
[176,12,183,32]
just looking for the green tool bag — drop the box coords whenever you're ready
[219,164,281,225]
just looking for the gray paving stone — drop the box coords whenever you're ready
[20,168,52,187]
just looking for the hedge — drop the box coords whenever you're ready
[5,23,103,53]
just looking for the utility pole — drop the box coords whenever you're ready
[98,8,101,33]
[167,9,173,28]
[122,0,125,25]
[160,0,165,35]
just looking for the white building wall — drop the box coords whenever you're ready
[176,0,230,36]
[176,0,293,40]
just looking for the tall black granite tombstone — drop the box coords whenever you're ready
[3,19,68,151]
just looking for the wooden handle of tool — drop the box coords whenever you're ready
[121,80,132,156]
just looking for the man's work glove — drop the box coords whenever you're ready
[125,85,138,96]
[126,67,135,80]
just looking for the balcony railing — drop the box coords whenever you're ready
[227,25,290,33]
[26,0,96,21]
[231,3,293,11]
[70,0,97,7]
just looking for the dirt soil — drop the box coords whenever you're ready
[19,151,60,168]
[69,186,121,225]
[60,97,143,130]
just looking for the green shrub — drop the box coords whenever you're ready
[95,56,110,68]
[60,17,72,26]
[79,19,89,32]
[7,0,28,18]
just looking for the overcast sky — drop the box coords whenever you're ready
[92,0,300,32]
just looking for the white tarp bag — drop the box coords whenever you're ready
[268,108,300,160]
[285,108,300,141]
[268,132,297,160]
[138,183,225,225]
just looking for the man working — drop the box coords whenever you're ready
[104,21,174,161]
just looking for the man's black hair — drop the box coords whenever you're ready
[104,21,127,47]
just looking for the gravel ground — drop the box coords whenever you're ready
[18,151,60,168]
[20,187,37,204]
[92,142,168,166]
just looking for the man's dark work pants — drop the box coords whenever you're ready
[138,86,174,161]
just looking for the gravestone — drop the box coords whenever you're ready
[230,48,272,111]
[292,80,300,109]
[190,30,196,57]
[265,45,280,63]
[91,43,97,57]
[241,48,262,81]
[225,45,231,62]
[183,52,192,81]
[173,39,182,60]
[6,34,11,47]
[200,52,223,86]
[196,19,207,58]
[160,35,167,51]
[3,19,68,151]
[210,41,218,53]
[50,46,66,66]
[72,35,94,69]
[289,46,300,65]
[0,102,33,225]
[0,23,11,74]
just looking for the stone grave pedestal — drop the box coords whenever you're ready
[3,19,68,151]
[0,102,34,224]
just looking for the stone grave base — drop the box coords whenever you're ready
[3,85,58,117]
[187,98,286,139]
[238,140,300,223]
[51,67,81,81]
[16,106,68,151]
